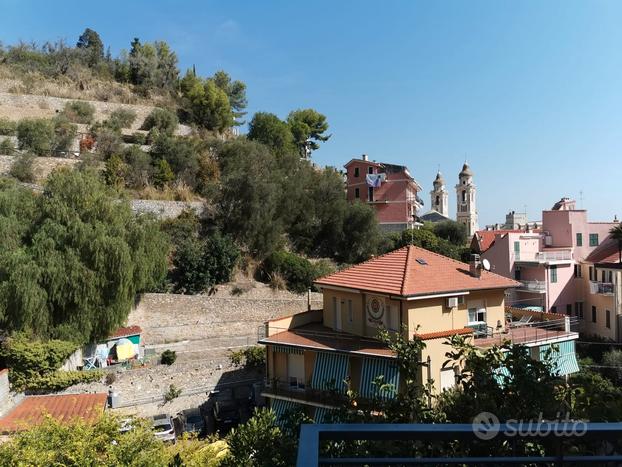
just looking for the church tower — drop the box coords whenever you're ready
[430,171,449,218]
[455,162,478,238]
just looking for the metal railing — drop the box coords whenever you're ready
[262,379,349,407]
[476,317,577,346]
[519,280,546,291]
[513,250,572,263]
[296,423,622,466]
[590,281,614,295]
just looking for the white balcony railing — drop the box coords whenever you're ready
[590,281,614,295]
[513,250,572,263]
[520,280,546,292]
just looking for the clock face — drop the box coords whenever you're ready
[367,296,385,322]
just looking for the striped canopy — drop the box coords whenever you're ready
[314,407,336,423]
[271,399,301,425]
[359,357,400,400]
[540,340,580,376]
[311,352,349,393]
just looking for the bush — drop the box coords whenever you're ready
[0,139,14,155]
[142,108,178,136]
[53,116,78,152]
[62,100,96,124]
[9,153,36,182]
[0,119,17,136]
[164,383,182,402]
[107,108,137,129]
[104,372,117,385]
[27,370,103,392]
[94,127,123,159]
[229,346,266,369]
[16,118,55,155]
[161,349,177,365]
[262,250,317,294]
[0,334,80,391]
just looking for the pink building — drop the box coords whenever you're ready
[344,155,423,231]
[478,198,617,317]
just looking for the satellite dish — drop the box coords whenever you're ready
[482,259,491,271]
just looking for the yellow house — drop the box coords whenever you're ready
[259,245,579,421]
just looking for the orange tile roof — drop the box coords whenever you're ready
[315,245,520,297]
[415,328,473,341]
[0,393,107,433]
[474,229,538,253]
[109,325,142,339]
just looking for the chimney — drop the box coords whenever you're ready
[362,154,368,161]
[469,254,482,278]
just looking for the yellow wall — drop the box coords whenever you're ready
[419,336,472,393]
[406,289,506,336]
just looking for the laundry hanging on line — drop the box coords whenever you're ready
[366,173,386,187]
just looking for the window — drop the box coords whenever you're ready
[606,309,611,329]
[576,233,583,246]
[589,233,599,247]
[368,187,374,201]
[602,270,606,283]
[368,166,373,174]
[513,241,520,260]
[551,306,557,313]
[348,300,353,323]
[576,302,584,319]
[592,306,597,323]
[354,188,360,199]
[468,307,486,324]
[354,167,359,177]
[514,268,521,280]
[550,265,557,283]
[462,191,466,203]
[435,195,440,205]
[608,271,613,283]
[574,264,582,278]
[589,266,594,281]
[566,304,572,316]
[287,353,305,389]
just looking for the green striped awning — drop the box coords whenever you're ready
[311,352,349,393]
[314,407,336,424]
[271,345,304,355]
[359,357,400,400]
[540,340,580,376]
[271,399,301,424]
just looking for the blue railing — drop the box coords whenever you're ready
[296,423,622,466]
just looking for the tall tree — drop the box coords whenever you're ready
[76,28,104,67]
[247,112,295,159]
[287,109,331,158]
[212,70,248,123]
[180,70,235,132]
[610,223,622,263]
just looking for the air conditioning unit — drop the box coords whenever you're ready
[446,297,459,309]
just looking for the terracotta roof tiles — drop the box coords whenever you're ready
[0,393,107,433]
[315,245,519,297]
[109,325,142,339]
[415,327,473,340]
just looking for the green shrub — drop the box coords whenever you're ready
[0,334,79,391]
[142,108,178,135]
[0,119,17,136]
[62,100,96,124]
[27,370,102,392]
[161,349,177,365]
[16,118,55,155]
[53,116,78,152]
[229,346,266,369]
[0,139,15,155]
[9,153,36,182]
[262,250,317,294]
[107,108,137,129]
[164,383,182,402]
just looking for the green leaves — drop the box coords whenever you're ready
[0,169,168,343]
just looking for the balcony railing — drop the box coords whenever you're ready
[475,317,577,347]
[519,280,546,292]
[296,423,622,466]
[590,281,614,295]
[262,379,349,407]
[513,250,572,263]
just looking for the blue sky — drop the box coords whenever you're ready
[1,0,621,225]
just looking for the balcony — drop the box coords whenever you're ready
[513,250,572,265]
[475,317,578,347]
[590,281,614,295]
[517,280,546,293]
[262,379,349,408]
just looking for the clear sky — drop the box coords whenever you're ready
[2,0,621,225]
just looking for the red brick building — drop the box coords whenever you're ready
[344,155,423,231]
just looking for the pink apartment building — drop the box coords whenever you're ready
[344,155,423,232]
[478,198,618,332]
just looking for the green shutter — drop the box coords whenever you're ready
[576,233,582,246]
[550,265,557,283]
[311,352,349,393]
[359,357,400,400]
[272,345,304,355]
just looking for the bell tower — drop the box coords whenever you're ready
[455,162,478,238]
[430,171,449,218]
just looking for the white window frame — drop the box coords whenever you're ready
[468,307,486,324]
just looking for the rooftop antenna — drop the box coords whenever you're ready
[579,190,584,209]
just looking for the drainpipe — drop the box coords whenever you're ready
[307,288,311,312]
